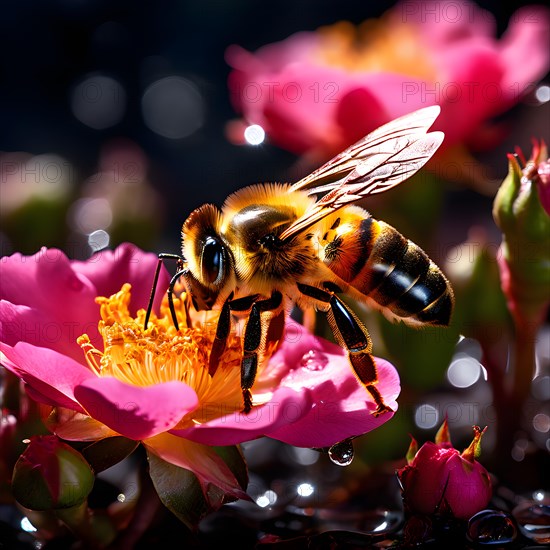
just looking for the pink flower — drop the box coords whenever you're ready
[226,1,549,161]
[0,243,400,501]
[397,420,492,520]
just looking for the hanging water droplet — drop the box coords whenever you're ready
[300,349,328,371]
[466,509,518,546]
[512,501,550,544]
[328,439,354,466]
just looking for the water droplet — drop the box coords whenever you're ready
[512,501,550,544]
[466,509,518,545]
[328,439,354,466]
[300,349,328,371]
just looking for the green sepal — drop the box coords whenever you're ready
[212,445,248,492]
[78,437,139,473]
[146,451,216,531]
[405,435,418,465]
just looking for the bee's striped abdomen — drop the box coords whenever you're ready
[323,215,453,327]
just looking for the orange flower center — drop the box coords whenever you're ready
[77,283,259,425]
[314,18,436,80]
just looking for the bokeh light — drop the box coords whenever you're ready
[141,76,204,139]
[535,85,550,104]
[71,74,126,130]
[414,404,439,430]
[244,124,265,145]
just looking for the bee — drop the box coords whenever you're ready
[145,105,454,416]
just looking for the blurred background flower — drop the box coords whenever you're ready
[226,0,550,191]
[1,0,549,547]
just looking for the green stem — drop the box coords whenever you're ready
[511,321,538,409]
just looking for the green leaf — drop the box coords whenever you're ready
[212,445,248,491]
[146,451,211,530]
[378,316,459,390]
[79,437,139,473]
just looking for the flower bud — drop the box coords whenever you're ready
[492,141,550,326]
[11,435,94,510]
[397,422,492,520]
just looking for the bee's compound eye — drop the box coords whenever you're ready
[200,236,224,284]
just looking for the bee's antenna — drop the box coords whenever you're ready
[144,253,185,330]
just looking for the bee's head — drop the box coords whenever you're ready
[181,204,234,310]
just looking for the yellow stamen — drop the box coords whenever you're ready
[77,283,260,426]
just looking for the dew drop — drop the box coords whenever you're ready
[466,509,518,545]
[512,501,550,544]
[328,439,354,466]
[300,349,328,371]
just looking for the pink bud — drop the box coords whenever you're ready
[397,425,492,520]
[11,435,94,510]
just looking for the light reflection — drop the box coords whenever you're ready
[69,197,113,234]
[297,482,315,497]
[20,516,37,533]
[447,353,482,388]
[88,229,110,252]
[244,124,265,145]
[117,493,126,502]
[535,85,550,104]
[255,489,277,508]
[141,76,204,139]
[414,404,439,429]
[532,413,550,433]
[71,74,126,129]
[289,447,319,466]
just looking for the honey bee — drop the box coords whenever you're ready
[145,105,454,416]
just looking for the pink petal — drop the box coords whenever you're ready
[143,432,248,501]
[73,378,199,440]
[171,386,314,446]
[268,355,399,448]
[72,242,170,316]
[336,87,389,146]
[0,244,170,363]
[398,0,496,45]
[0,249,102,359]
[500,6,550,94]
[0,342,94,413]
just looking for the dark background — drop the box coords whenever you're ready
[0,0,546,252]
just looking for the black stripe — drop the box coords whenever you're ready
[415,291,453,326]
[376,245,431,307]
[393,268,448,316]
[363,228,408,294]
[348,217,375,280]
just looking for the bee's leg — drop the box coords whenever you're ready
[229,291,283,414]
[144,253,185,330]
[208,293,234,376]
[297,283,393,416]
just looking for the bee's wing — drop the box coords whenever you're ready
[279,106,444,241]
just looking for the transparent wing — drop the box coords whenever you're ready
[279,106,443,241]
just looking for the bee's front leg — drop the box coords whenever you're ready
[297,282,393,416]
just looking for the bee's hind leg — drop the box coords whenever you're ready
[297,282,393,416]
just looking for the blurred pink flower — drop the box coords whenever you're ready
[397,420,492,520]
[0,243,400,500]
[227,1,549,162]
